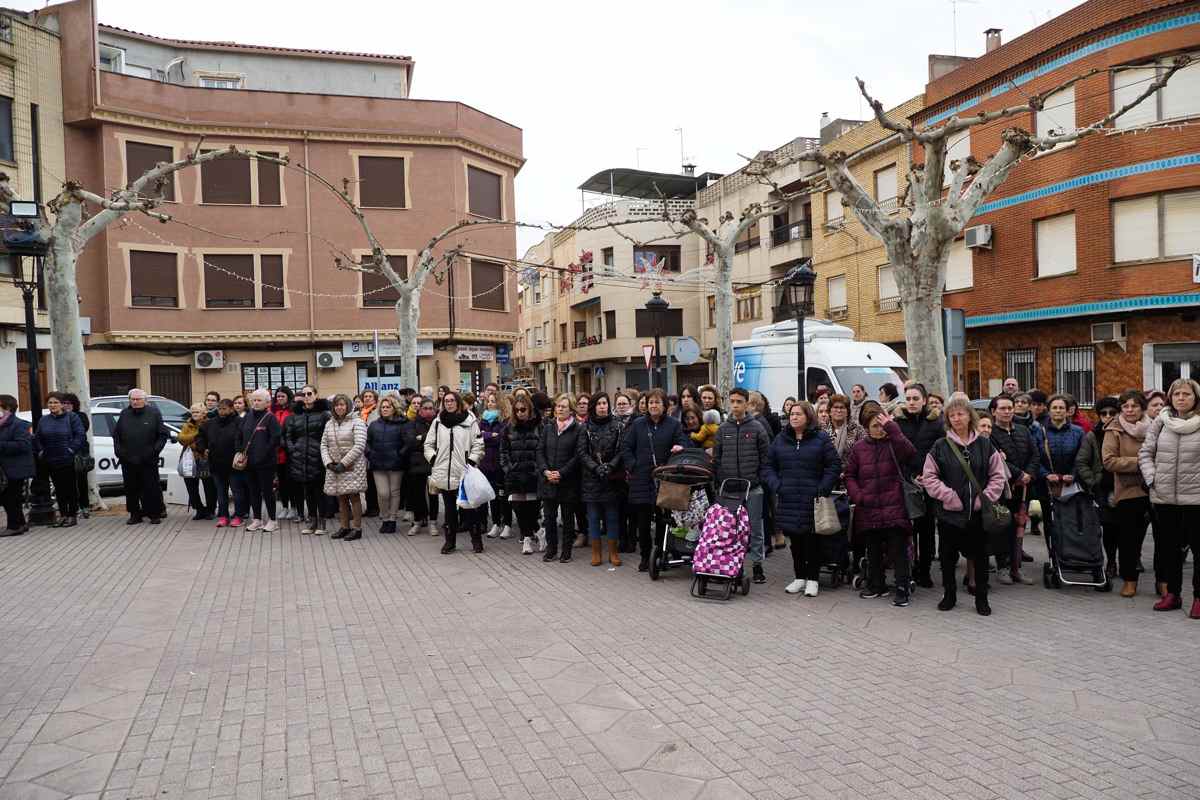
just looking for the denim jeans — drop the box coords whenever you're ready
[746,486,765,564]
[587,502,621,542]
[211,472,231,519]
[230,472,249,518]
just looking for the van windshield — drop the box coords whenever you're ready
[833,366,909,399]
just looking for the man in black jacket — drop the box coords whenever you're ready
[990,393,1038,583]
[713,388,771,584]
[112,389,169,525]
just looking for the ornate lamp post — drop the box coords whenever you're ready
[644,290,669,390]
[778,261,816,401]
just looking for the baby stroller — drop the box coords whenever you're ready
[650,450,714,581]
[1043,491,1111,591]
[690,479,752,600]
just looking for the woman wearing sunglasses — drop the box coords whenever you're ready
[284,385,333,534]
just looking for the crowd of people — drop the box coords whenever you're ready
[1,375,1196,619]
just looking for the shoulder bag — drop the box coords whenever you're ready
[233,416,267,471]
[947,439,1011,537]
[651,426,690,510]
[886,443,926,520]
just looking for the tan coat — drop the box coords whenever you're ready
[321,415,368,496]
[1101,418,1146,504]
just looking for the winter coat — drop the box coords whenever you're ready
[112,405,168,466]
[203,413,240,476]
[537,418,583,502]
[500,417,541,495]
[402,417,433,478]
[921,430,1007,528]
[35,410,85,468]
[1101,418,1149,504]
[423,412,484,492]
[843,421,916,532]
[237,409,283,470]
[272,407,292,465]
[689,422,719,450]
[819,419,866,464]
[478,417,507,477]
[578,415,625,505]
[1074,429,1109,502]
[1139,409,1200,506]
[284,400,331,484]
[621,413,689,505]
[762,426,841,533]
[712,415,771,488]
[366,415,408,472]
[321,415,368,495]
[1039,419,1085,479]
[0,414,35,480]
[1072,410,1094,433]
[893,404,943,478]
[990,421,1038,484]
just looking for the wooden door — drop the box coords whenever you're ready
[150,364,191,405]
[16,350,49,411]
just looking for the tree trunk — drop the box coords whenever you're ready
[713,246,735,398]
[900,285,948,399]
[396,286,420,390]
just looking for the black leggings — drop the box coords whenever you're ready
[299,478,330,520]
[246,465,276,521]
[787,529,821,581]
[439,490,461,533]
[542,498,578,552]
[633,503,668,558]
[48,464,78,517]
[1115,496,1150,582]
[1156,503,1200,599]
[405,475,437,522]
[940,513,988,597]
[512,500,539,537]
[864,526,910,592]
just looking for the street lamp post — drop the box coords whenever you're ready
[778,262,816,401]
[644,291,669,390]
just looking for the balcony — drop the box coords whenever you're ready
[771,220,812,247]
[877,297,901,313]
[827,305,849,321]
[574,334,603,348]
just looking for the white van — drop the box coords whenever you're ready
[733,319,909,406]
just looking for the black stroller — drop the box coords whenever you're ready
[1043,492,1111,591]
[649,450,713,581]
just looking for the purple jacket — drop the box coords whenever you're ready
[479,417,507,476]
[843,421,916,533]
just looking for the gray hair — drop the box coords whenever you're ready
[128,388,146,399]
[250,388,271,402]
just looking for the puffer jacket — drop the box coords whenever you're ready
[537,417,582,502]
[321,415,368,496]
[0,413,35,480]
[578,414,625,505]
[990,421,1038,484]
[284,400,331,483]
[272,404,292,465]
[712,415,770,488]
[1075,429,1112,506]
[112,405,168,466]
[500,417,541,495]
[762,426,840,532]
[621,413,690,505]
[1039,419,1085,479]
[237,408,282,470]
[893,404,943,477]
[1101,417,1148,504]
[1139,407,1200,506]
[423,411,484,492]
[478,417,507,477]
[922,430,1007,528]
[366,415,407,471]
[204,412,240,476]
[35,410,85,468]
[402,417,433,478]
[844,421,916,532]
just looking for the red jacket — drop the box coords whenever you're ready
[843,421,916,533]
[272,407,292,464]
[1072,410,1093,433]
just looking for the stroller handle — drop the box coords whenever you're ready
[718,478,752,501]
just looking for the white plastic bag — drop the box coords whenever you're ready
[457,465,496,509]
[813,495,841,536]
[177,448,195,479]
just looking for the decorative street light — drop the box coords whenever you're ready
[778,261,816,401]
[643,290,669,390]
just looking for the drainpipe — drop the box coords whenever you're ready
[303,133,316,352]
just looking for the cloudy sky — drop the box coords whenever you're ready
[25,0,1083,250]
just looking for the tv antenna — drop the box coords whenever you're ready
[949,0,979,56]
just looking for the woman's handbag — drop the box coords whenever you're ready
[947,440,1012,536]
[74,453,95,474]
[813,495,842,536]
[177,448,196,478]
[887,443,926,520]
[233,417,267,471]
[195,456,211,480]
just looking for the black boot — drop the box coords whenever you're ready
[471,530,484,554]
[441,527,457,554]
[331,528,348,539]
[559,538,572,563]
[542,532,558,562]
[975,584,991,616]
[938,589,956,611]
[343,529,362,541]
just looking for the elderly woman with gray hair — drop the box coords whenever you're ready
[237,388,283,532]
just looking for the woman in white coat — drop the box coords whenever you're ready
[322,393,368,541]
[424,390,484,554]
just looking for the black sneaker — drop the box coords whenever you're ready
[915,574,934,589]
[752,563,766,584]
[126,515,143,525]
[859,588,885,599]
[380,520,396,534]
[892,589,911,607]
[937,592,956,611]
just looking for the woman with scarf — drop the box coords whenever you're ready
[501,395,542,554]
[424,390,484,553]
[578,392,625,567]
[479,393,511,540]
[614,391,638,552]
[1139,378,1200,617]
[820,393,865,464]
[272,386,296,520]
[365,393,407,534]
[237,388,283,532]
[401,397,438,535]
[177,403,215,521]
[1103,390,1151,598]
[894,383,944,588]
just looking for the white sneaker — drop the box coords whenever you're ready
[785,578,806,594]
[431,524,440,537]
[300,521,315,535]
[408,522,420,537]
[313,520,327,535]
[246,519,263,532]
[536,528,546,551]
[498,525,512,540]
[522,537,534,555]
[264,520,278,533]
[276,508,290,521]
[486,524,501,539]
[804,580,819,598]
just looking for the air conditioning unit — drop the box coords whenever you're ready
[316,351,344,369]
[194,350,224,370]
[964,224,993,250]
[1091,321,1127,350]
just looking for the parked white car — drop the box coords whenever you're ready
[91,394,191,425]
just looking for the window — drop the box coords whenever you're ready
[736,293,762,322]
[1115,54,1200,129]
[1055,346,1094,406]
[944,129,970,186]
[734,224,760,254]
[1036,86,1076,151]
[605,309,617,339]
[559,323,567,348]
[1120,190,1200,262]
[125,141,175,200]
[633,245,681,273]
[202,253,287,309]
[827,275,847,314]
[362,256,406,307]
[874,164,898,207]
[541,322,548,346]
[1165,190,1200,257]
[470,259,506,311]
[260,255,285,308]
[602,247,614,269]
[825,190,844,225]
[241,363,308,393]
[1005,348,1037,391]
[707,296,716,328]
[200,150,282,205]
[878,264,899,304]
[527,328,535,350]
[1036,213,1076,277]
[0,255,13,276]
[1163,54,1200,121]
[197,74,243,89]
[467,165,503,219]
[357,156,407,208]
[129,250,179,307]
[257,153,282,205]
[945,238,973,291]
[98,44,125,73]
[0,96,12,162]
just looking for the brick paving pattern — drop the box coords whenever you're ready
[1,512,1198,799]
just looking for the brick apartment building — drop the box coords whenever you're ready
[40,0,522,405]
[915,0,1200,403]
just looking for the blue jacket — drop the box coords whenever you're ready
[1039,420,1085,479]
[366,416,407,471]
[621,413,690,505]
[763,426,841,533]
[35,410,85,468]
[0,414,35,480]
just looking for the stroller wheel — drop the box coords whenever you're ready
[649,547,662,581]
[741,574,751,595]
[852,575,865,590]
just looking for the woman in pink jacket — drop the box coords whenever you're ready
[922,395,1008,616]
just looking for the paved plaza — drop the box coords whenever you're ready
[1,512,1199,800]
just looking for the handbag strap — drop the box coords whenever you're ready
[947,439,984,496]
[886,441,907,481]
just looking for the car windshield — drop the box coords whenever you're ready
[832,366,909,399]
[90,414,115,437]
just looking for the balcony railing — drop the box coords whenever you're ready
[877,297,901,313]
[574,334,603,348]
[827,305,849,321]
[770,220,812,247]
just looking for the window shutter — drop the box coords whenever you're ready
[944,129,970,186]
[878,265,898,299]
[257,152,281,205]
[1162,54,1200,121]
[827,275,847,309]
[826,190,844,222]
[467,166,503,219]
[945,239,973,290]
[1113,196,1159,262]
[1114,66,1158,129]
[874,165,897,203]
[204,254,255,307]
[1165,190,1200,257]
[362,257,404,307]
[200,151,252,204]
[470,259,506,311]
[1037,86,1076,143]
[125,141,174,200]
[1036,214,1077,277]
[129,250,178,307]
[260,255,285,308]
[358,156,407,208]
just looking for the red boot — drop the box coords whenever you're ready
[1189,598,1200,620]
[1154,592,1182,611]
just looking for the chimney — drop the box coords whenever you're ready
[985,28,1002,53]
[819,111,831,130]
[681,163,696,176]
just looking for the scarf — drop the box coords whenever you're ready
[439,408,468,428]
[1161,409,1200,435]
[590,413,612,427]
[1117,415,1150,441]
[833,422,848,455]
[360,404,375,422]
[556,416,574,434]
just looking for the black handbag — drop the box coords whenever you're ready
[74,453,95,473]
[947,440,1012,536]
[195,457,211,480]
[887,443,926,520]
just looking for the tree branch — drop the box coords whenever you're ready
[856,77,915,140]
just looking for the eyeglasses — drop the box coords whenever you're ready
[302,391,315,396]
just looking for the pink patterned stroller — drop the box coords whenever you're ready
[690,479,752,600]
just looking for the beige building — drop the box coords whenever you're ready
[0,9,66,409]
